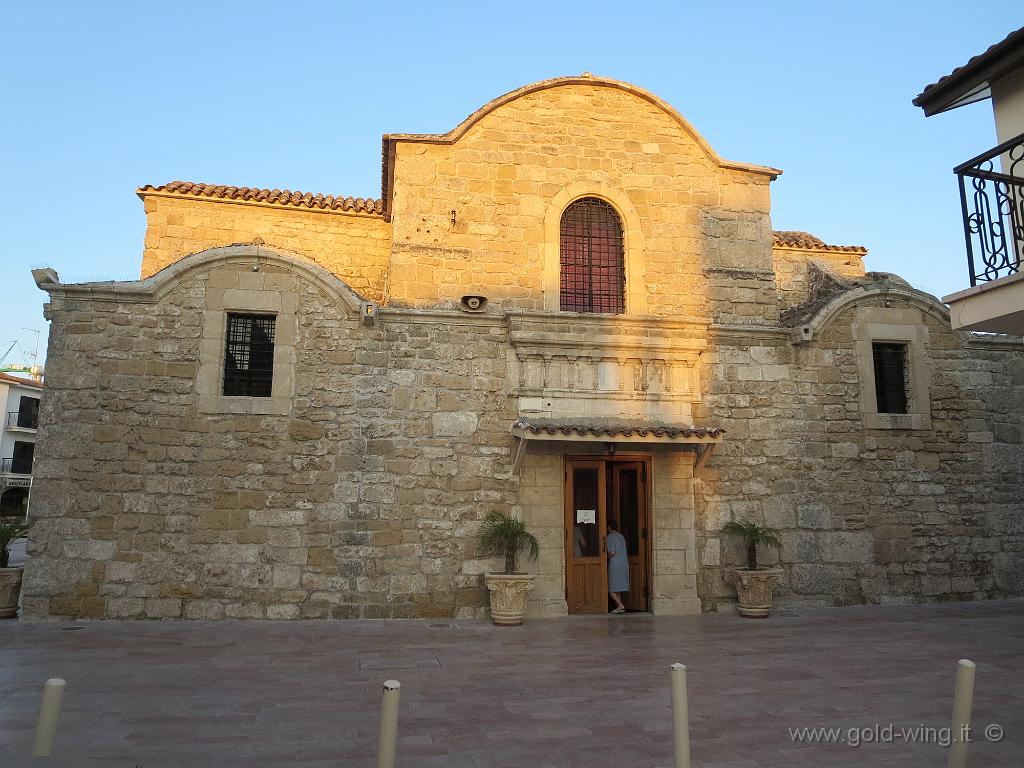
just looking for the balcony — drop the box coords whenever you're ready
[943,132,1024,334]
[1,458,32,476]
[6,411,38,431]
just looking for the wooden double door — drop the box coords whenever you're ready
[565,458,651,614]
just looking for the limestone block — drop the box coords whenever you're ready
[797,503,832,530]
[21,558,93,597]
[184,600,227,620]
[791,564,844,595]
[431,411,478,437]
[267,604,301,619]
[145,599,183,618]
[107,597,146,618]
[920,575,951,595]
[782,532,820,563]
[63,540,116,560]
[819,532,873,564]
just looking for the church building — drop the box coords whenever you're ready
[22,75,1024,620]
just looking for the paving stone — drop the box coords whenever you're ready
[1,602,1022,767]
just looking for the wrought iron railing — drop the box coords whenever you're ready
[955,132,1024,286]
[6,411,38,430]
[1,458,32,475]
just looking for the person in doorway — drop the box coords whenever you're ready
[606,519,629,614]
[573,523,587,558]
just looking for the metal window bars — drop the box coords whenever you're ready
[223,313,276,397]
[872,342,909,415]
[559,197,626,313]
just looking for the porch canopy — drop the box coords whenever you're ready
[510,418,724,475]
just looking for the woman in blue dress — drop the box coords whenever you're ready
[606,519,629,614]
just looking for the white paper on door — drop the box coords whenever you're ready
[575,509,596,524]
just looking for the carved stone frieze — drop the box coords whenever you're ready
[507,313,710,420]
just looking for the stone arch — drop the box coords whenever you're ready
[542,182,648,314]
[794,281,965,344]
[384,76,780,178]
[145,244,368,316]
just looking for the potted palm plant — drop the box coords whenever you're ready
[722,519,784,618]
[0,519,30,619]
[477,510,539,626]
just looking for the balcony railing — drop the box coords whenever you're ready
[6,411,38,430]
[1,458,32,475]
[955,132,1024,287]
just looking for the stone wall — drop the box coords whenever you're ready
[24,256,518,620]
[772,247,866,305]
[26,254,1024,620]
[697,288,1024,610]
[382,80,774,316]
[139,193,391,301]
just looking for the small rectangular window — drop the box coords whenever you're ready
[872,342,908,414]
[223,313,276,397]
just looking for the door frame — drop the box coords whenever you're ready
[563,453,653,613]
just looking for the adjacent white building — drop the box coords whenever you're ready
[914,26,1024,334]
[0,372,42,516]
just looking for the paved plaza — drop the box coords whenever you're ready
[0,600,1021,767]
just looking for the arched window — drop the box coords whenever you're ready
[559,197,625,314]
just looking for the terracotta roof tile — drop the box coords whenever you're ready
[138,181,384,215]
[914,27,1024,105]
[513,419,724,440]
[0,372,42,389]
[772,230,867,254]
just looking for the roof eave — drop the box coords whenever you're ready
[914,33,1024,116]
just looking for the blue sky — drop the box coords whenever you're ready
[3,2,1022,366]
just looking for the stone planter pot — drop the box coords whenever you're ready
[484,573,535,626]
[0,567,24,619]
[724,567,784,618]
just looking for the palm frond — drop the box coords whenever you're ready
[476,510,539,574]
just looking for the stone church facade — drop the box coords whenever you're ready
[22,76,1024,620]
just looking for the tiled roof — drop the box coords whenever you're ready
[914,27,1024,106]
[513,419,724,440]
[772,230,867,254]
[138,181,385,215]
[0,372,42,389]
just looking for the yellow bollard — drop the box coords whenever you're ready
[670,663,691,768]
[32,678,66,757]
[948,659,976,768]
[376,679,401,768]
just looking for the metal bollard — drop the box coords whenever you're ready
[32,678,66,757]
[670,663,691,768]
[948,659,976,768]
[376,679,401,768]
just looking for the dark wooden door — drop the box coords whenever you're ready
[565,460,607,614]
[612,462,648,612]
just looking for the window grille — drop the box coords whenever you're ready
[872,342,908,414]
[560,197,625,313]
[223,313,276,397]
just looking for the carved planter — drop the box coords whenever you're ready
[484,573,535,626]
[0,567,24,619]
[724,567,784,618]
